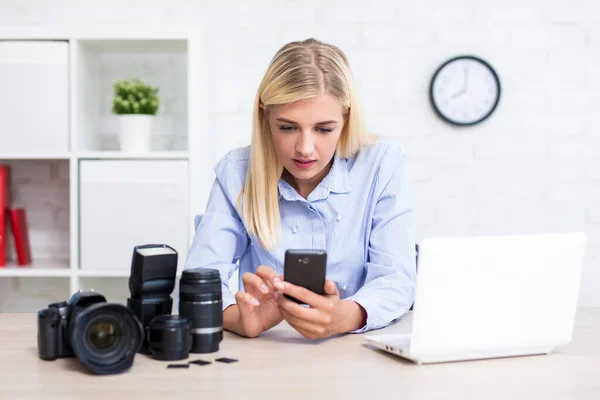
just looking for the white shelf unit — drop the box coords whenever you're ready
[76,151,189,160]
[0,26,211,312]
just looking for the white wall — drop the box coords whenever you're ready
[1,0,599,305]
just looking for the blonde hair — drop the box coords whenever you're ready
[239,38,371,250]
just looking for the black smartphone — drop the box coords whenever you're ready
[283,249,327,304]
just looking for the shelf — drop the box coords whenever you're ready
[76,270,185,279]
[0,41,69,154]
[77,270,130,278]
[0,25,196,40]
[73,38,189,152]
[76,151,189,160]
[0,152,188,161]
[0,261,71,277]
[78,39,188,54]
[0,29,201,313]
[0,152,71,160]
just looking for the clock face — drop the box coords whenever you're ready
[430,56,501,126]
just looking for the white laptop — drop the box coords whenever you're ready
[364,232,587,364]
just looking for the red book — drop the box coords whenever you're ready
[0,164,11,267]
[8,208,32,266]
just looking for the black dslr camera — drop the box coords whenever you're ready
[37,291,144,375]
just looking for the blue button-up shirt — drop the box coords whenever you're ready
[184,137,417,333]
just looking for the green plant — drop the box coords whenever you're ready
[112,78,160,115]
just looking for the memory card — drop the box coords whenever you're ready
[189,359,211,366]
[215,357,238,364]
[167,364,189,369]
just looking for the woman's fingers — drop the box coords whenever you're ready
[256,266,284,290]
[235,290,260,307]
[242,272,270,296]
[280,308,324,337]
[280,281,331,309]
[279,295,324,322]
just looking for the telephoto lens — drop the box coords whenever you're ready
[179,268,223,353]
[147,315,192,361]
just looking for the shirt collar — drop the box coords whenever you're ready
[278,154,351,203]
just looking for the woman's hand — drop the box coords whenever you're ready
[230,265,285,338]
[277,280,366,339]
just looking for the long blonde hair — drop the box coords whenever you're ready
[239,38,370,250]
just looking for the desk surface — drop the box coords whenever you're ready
[1,308,600,400]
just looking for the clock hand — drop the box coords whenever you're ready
[451,87,466,99]
[450,64,469,99]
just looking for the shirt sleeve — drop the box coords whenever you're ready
[345,143,417,333]
[184,156,250,311]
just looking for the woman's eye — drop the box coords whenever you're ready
[278,125,295,132]
[277,126,333,133]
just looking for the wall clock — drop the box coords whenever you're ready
[429,55,501,126]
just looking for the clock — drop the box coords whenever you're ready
[429,55,501,126]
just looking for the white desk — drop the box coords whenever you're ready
[1,308,600,399]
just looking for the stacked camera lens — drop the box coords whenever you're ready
[179,268,223,353]
[147,315,192,361]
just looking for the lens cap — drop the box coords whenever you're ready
[147,315,192,361]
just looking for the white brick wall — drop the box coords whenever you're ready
[0,0,599,307]
[1,160,70,261]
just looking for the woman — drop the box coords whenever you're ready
[185,38,416,339]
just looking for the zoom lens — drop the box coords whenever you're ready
[147,315,192,361]
[179,268,222,353]
[69,303,144,375]
[88,321,118,350]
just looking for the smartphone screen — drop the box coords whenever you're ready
[283,249,327,304]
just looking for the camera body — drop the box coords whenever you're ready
[38,292,107,361]
[37,291,144,375]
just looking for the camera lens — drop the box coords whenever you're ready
[302,258,309,264]
[147,315,192,361]
[179,268,222,353]
[88,322,118,350]
[69,303,144,375]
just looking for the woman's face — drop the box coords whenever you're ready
[266,94,344,192]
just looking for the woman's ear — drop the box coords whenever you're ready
[259,102,266,117]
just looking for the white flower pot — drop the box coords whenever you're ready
[117,114,154,152]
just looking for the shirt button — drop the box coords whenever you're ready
[336,215,341,222]
[292,226,298,234]
[342,284,347,291]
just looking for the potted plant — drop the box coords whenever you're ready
[112,78,160,152]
